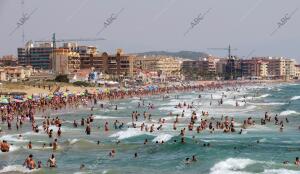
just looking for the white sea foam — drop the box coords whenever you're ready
[162,116,177,121]
[0,165,39,173]
[256,94,270,98]
[68,138,94,145]
[262,169,300,174]
[248,102,286,106]
[279,110,298,116]
[152,134,173,142]
[93,115,119,120]
[291,96,300,101]
[224,100,246,107]
[0,134,28,142]
[110,128,148,140]
[245,105,256,110]
[69,138,79,145]
[210,158,256,174]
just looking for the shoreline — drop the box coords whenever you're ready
[0,79,297,99]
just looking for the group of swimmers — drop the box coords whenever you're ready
[23,153,56,170]
[1,81,300,171]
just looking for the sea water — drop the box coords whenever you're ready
[1,83,300,174]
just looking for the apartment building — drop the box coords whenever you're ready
[18,41,53,69]
[241,59,268,79]
[135,56,182,77]
[50,48,80,75]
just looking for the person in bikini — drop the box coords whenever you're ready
[47,154,56,168]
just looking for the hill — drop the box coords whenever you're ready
[136,51,209,60]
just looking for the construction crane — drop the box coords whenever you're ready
[207,44,237,59]
[34,33,105,74]
[35,33,106,49]
[207,45,239,80]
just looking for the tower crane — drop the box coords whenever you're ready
[207,44,239,80]
[34,33,106,49]
[207,44,237,59]
[34,33,105,73]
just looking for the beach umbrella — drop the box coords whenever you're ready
[0,98,9,104]
[13,99,24,103]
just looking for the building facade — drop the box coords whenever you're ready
[50,48,80,75]
[0,55,18,66]
[241,59,268,79]
[18,42,53,69]
[0,66,33,82]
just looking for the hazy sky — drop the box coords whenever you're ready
[0,0,300,61]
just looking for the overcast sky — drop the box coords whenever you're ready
[0,0,300,61]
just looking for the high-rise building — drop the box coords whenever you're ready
[18,41,53,69]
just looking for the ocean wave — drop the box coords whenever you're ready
[210,158,256,174]
[162,116,177,121]
[262,169,300,174]
[0,165,39,173]
[248,102,286,106]
[256,94,270,99]
[67,138,94,145]
[0,135,28,142]
[290,96,300,101]
[93,115,119,120]
[223,100,246,106]
[110,128,149,140]
[246,105,256,110]
[152,134,173,142]
[279,110,298,116]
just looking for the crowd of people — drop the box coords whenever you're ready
[0,81,299,171]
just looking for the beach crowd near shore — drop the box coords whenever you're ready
[0,79,300,172]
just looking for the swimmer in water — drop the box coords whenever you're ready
[24,154,36,170]
[185,158,191,164]
[191,155,197,162]
[47,154,56,168]
[295,157,300,167]
[28,141,32,149]
[0,140,10,152]
[80,164,85,170]
[38,161,42,168]
[52,139,58,151]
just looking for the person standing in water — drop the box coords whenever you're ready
[24,154,36,170]
[295,157,300,167]
[47,154,56,168]
[52,139,58,151]
[86,124,91,135]
[0,140,10,152]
